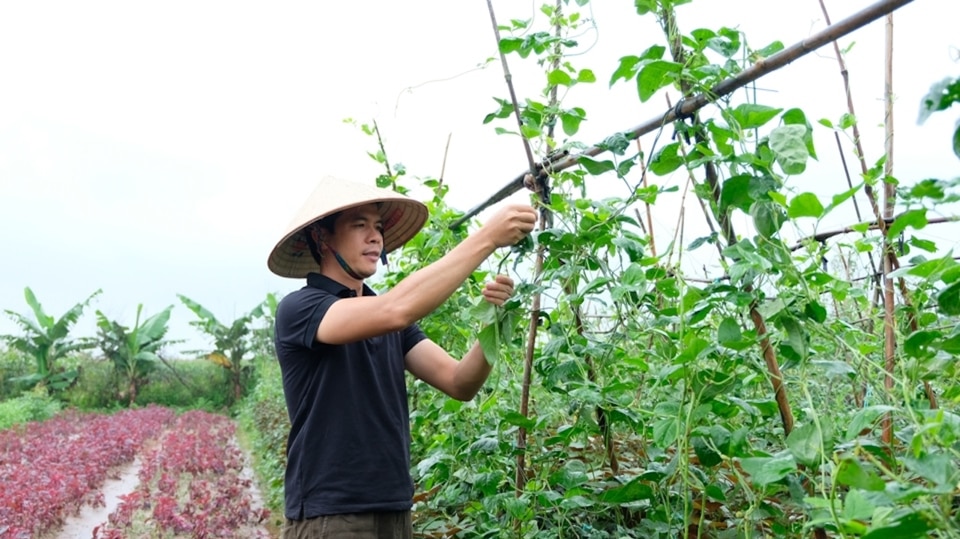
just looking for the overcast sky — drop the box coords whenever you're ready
[0,0,956,355]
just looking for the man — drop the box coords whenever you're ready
[267,176,537,538]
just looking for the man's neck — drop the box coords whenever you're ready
[319,265,364,297]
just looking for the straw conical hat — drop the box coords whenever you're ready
[268,176,428,278]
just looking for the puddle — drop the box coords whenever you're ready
[55,457,142,539]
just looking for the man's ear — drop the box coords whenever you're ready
[310,227,327,253]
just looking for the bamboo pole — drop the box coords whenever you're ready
[881,12,898,445]
[658,5,796,437]
[483,0,558,499]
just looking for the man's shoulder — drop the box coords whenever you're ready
[277,285,332,314]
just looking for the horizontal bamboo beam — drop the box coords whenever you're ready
[451,0,917,229]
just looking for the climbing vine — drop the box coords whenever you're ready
[368,1,960,537]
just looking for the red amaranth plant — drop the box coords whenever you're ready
[0,406,175,537]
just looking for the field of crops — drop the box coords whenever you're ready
[0,406,269,538]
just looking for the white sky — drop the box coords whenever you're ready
[0,0,957,355]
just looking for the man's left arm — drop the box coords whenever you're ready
[405,275,514,401]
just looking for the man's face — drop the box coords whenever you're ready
[325,204,384,279]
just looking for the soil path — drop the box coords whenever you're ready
[55,457,142,539]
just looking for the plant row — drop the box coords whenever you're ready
[94,410,270,538]
[0,406,177,538]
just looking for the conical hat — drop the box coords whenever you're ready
[268,176,428,278]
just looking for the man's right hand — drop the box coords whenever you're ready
[482,204,538,248]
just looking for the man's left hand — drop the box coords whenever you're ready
[482,275,515,306]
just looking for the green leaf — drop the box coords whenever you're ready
[908,237,937,252]
[804,300,827,323]
[907,179,945,200]
[578,156,616,175]
[786,422,823,468]
[483,97,514,124]
[899,255,956,280]
[953,120,960,159]
[717,317,742,347]
[547,69,573,87]
[824,182,864,215]
[754,40,785,58]
[136,307,172,346]
[610,55,641,86]
[861,511,934,539]
[904,330,940,358]
[839,113,857,129]
[498,36,523,55]
[617,159,636,178]
[636,60,682,102]
[501,411,535,430]
[811,360,855,377]
[560,107,586,136]
[779,315,807,360]
[750,200,786,238]
[706,28,740,58]
[903,452,958,490]
[936,281,960,315]
[769,124,809,175]
[739,454,796,486]
[692,436,722,467]
[478,323,500,365]
[598,477,654,504]
[729,104,782,130]
[652,416,680,447]
[178,294,219,325]
[781,108,817,159]
[576,69,596,83]
[520,124,541,139]
[719,174,755,213]
[918,76,960,124]
[787,192,824,219]
[843,489,876,521]
[886,209,928,239]
[846,406,897,440]
[649,142,683,175]
[836,458,885,490]
[634,0,657,15]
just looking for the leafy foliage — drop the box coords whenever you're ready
[236,352,289,528]
[392,1,960,537]
[95,304,173,406]
[178,294,268,405]
[2,287,101,390]
[0,387,62,430]
[919,75,960,159]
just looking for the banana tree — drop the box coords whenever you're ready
[95,304,172,406]
[2,287,101,390]
[178,295,266,405]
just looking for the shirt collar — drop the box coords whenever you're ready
[305,272,377,298]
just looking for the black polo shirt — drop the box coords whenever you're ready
[274,272,427,519]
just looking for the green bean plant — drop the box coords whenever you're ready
[352,1,960,538]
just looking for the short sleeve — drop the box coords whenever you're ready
[275,289,340,350]
[400,323,428,355]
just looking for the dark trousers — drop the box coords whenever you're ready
[281,511,412,539]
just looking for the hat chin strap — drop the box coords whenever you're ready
[323,243,367,281]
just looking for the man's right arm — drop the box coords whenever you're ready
[315,203,537,345]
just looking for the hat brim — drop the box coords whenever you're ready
[267,178,428,278]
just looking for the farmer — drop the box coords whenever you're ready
[267,176,537,539]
